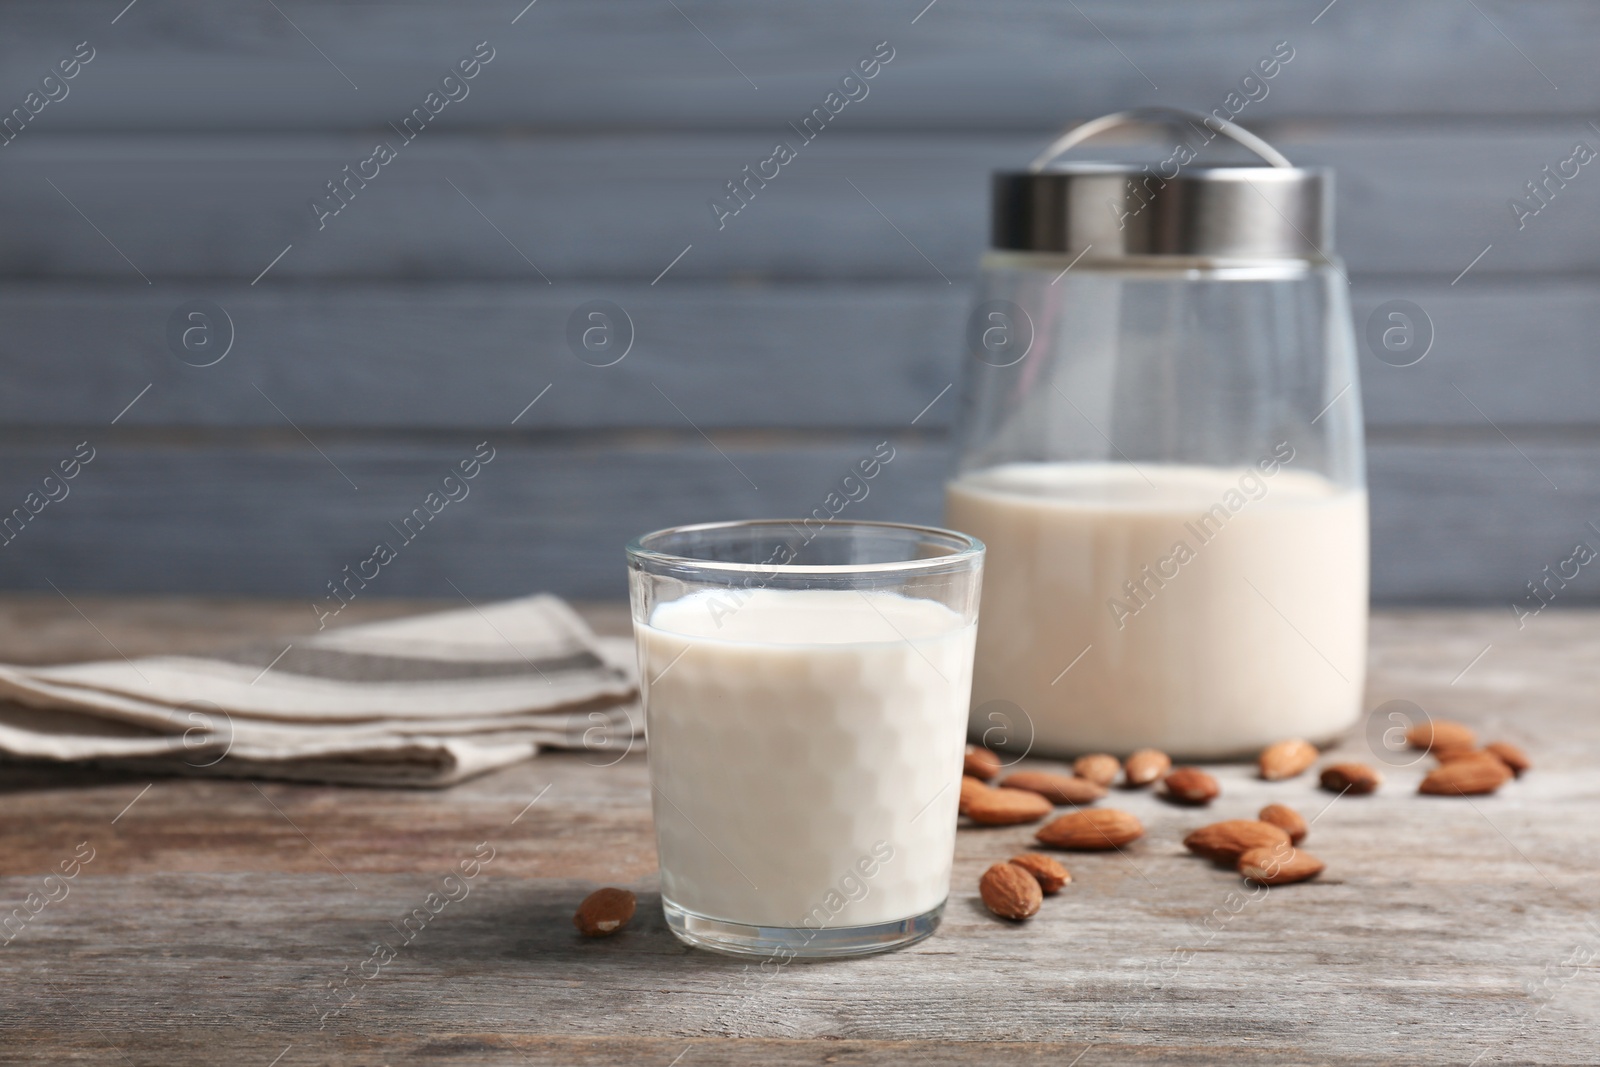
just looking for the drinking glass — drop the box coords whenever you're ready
[627,519,984,958]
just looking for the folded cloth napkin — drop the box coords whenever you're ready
[0,595,640,787]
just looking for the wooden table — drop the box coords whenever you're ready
[2,598,1596,1065]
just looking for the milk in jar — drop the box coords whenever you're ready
[945,458,1367,758]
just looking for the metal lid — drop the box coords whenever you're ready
[992,107,1332,261]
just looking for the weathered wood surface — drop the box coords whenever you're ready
[3,0,1598,128]
[3,130,1592,280]
[0,2,1593,607]
[0,436,1593,604]
[1,278,1593,430]
[1,599,1596,1065]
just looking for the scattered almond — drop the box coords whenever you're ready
[1008,852,1071,894]
[1258,739,1318,781]
[1122,748,1171,788]
[959,775,990,816]
[1258,803,1308,844]
[1035,808,1144,850]
[1001,770,1106,806]
[1485,740,1531,776]
[1073,753,1121,787]
[964,745,1002,781]
[1320,762,1381,795]
[1419,757,1512,796]
[1162,767,1220,805]
[573,887,636,937]
[1405,718,1477,754]
[965,786,1053,826]
[1239,845,1325,886]
[1434,750,1519,789]
[1183,819,1291,864]
[979,862,1043,920]
[1435,747,1505,766]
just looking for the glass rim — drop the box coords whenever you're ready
[625,519,984,577]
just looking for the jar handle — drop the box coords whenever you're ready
[1028,106,1294,172]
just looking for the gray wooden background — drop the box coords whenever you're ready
[0,0,1596,606]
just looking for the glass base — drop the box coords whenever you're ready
[662,896,944,959]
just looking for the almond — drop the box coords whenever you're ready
[1239,845,1325,886]
[964,745,1002,781]
[1320,762,1381,795]
[1035,808,1144,850]
[1434,750,1518,785]
[1419,757,1512,796]
[965,786,1053,826]
[1183,819,1291,864]
[1162,767,1220,805]
[1258,739,1318,781]
[1008,852,1071,894]
[1257,803,1308,844]
[959,775,990,816]
[1405,718,1477,754]
[1122,748,1171,788]
[1001,770,1106,806]
[1073,753,1121,787]
[1435,747,1504,766]
[1485,740,1531,776]
[573,887,636,937]
[979,862,1042,920]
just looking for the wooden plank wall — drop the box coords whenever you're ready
[0,0,1596,607]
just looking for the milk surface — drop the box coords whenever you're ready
[641,588,975,929]
[945,462,1367,758]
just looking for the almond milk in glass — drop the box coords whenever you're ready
[628,520,983,958]
[944,108,1368,759]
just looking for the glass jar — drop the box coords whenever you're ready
[943,109,1367,760]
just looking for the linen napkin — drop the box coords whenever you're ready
[0,595,640,787]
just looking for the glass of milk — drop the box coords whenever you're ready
[627,519,984,958]
[946,108,1368,759]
